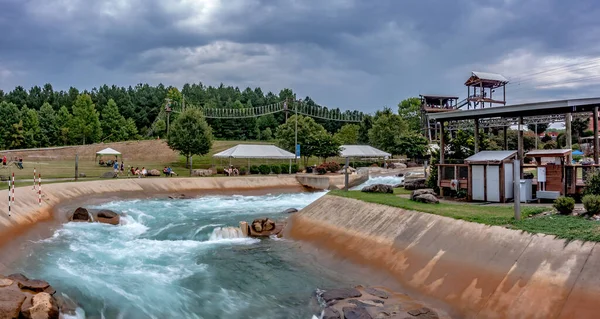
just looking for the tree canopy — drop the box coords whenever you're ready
[167,108,213,175]
[398,97,422,132]
[275,115,340,165]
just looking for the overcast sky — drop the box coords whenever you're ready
[1,0,600,113]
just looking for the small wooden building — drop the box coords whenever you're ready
[465,150,517,203]
[525,149,571,198]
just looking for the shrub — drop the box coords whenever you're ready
[291,164,299,174]
[323,162,341,172]
[216,167,224,174]
[249,165,260,174]
[258,164,271,175]
[553,196,575,215]
[584,169,600,195]
[583,194,600,215]
[239,167,247,175]
[271,165,281,174]
[315,164,327,175]
[572,143,580,150]
[573,155,583,162]
[279,164,289,174]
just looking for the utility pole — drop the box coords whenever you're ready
[295,99,299,164]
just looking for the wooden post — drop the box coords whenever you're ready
[474,119,479,153]
[594,106,599,164]
[518,117,524,178]
[566,112,572,163]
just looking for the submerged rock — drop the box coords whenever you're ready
[248,218,285,237]
[168,194,191,200]
[361,184,393,194]
[96,210,120,225]
[282,208,298,214]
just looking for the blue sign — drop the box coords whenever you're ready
[295,144,300,157]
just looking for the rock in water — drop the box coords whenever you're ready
[363,287,389,299]
[321,288,362,303]
[361,184,393,194]
[404,178,427,190]
[70,207,91,222]
[252,221,263,232]
[343,306,372,319]
[322,307,341,319]
[96,210,120,225]
[263,219,275,231]
[0,289,26,319]
[22,292,59,319]
[410,189,437,201]
[282,208,298,214]
[414,194,439,204]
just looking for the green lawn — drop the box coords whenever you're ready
[330,190,600,242]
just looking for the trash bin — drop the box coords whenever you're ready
[520,179,532,203]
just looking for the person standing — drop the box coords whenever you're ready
[113,161,119,175]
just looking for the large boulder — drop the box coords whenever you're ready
[281,208,298,214]
[321,288,362,303]
[0,289,26,319]
[21,292,59,319]
[404,178,427,190]
[70,207,91,222]
[96,210,120,225]
[100,171,117,179]
[148,169,161,177]
[410,189,437,201]
[69,208,121,225]
[414,194,439,204]
[248,218,285,237]
[361,184,393,194]
[191,169,214,177]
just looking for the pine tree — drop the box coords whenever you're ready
[101,98,126,141]
[39,102,58,147]
[21,105,42,148]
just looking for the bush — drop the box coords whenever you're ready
[583,194,600,215]
[572,143,580,150]
[216,167,224,174]
[322,162,341,172]
[584,169,600,195]
[573,155,583,162]
[279,164,289,174]
[271,165,282,174]
[291,164,299,174]
[239,167,247,175]
[258,164,271,175]
[249,165,260,174]
[315,164,327,175]
[553,196,575,215]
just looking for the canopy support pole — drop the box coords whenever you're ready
[289,159,292,174]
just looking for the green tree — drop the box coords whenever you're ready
[275,115,334,166]
[312,132,341,161]
[262,127,273,140]
[101,99,126,142]
[21,106,42,148]
[56,106,72,146]
[398,97,422,131]
[334,124,360,145]
[358,115,373,144]
[368,108,408,154]
[10,120,25,149]
[167,108,213,176]
[0,101,21,149]
[572,118,589,139]
[39,102,58,147]
[121,118,139,140]
[396,132,428,159]
[71,94,101,144]
[527,123,548,134]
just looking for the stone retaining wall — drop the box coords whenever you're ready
[285,195,600,319]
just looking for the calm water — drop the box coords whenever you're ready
[7,191,374,319]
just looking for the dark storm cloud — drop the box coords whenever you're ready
[1,0,599,110]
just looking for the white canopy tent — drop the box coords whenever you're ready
[340,145,391,158]
[213,144,295,174]
[95,147,122,165]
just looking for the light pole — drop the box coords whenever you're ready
[295,99,301,164]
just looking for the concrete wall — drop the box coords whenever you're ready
[296,173,368,190]
[286,195,600,319]
[0,176,301,244]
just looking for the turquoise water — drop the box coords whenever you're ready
[8,191,369,319]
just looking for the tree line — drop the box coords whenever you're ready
[0,83,369,149]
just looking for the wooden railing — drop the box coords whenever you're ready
[437,164,469,189]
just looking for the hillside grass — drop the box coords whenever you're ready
[330,190,600,242]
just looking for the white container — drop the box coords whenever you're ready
[520,179,532,202]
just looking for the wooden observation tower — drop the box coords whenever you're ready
[464,71,509,109]
[420,95,459,141]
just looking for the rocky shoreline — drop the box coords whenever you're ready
[316,286,449,319]
[0,273,61,319]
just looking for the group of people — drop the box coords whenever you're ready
[224,165,239,176]
[162,167,176,177]
[2,155,23,169]
[130,167,147,178]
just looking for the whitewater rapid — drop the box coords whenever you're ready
[351,175,404,190]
